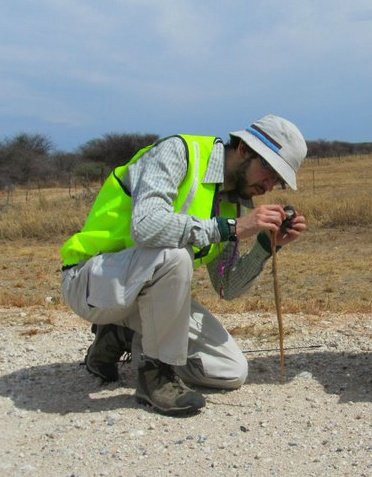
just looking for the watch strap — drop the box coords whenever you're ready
[216,218,237,242]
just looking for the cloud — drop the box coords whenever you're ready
[0,0,371,144]
[0,78,90,126]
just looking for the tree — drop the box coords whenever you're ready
[79,133,159,169]
[4,133,54,155]
[0,133,54,186]
[306,139,372,158]
[74,161,107,183]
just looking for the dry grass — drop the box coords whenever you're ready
[0,154,371,315]
[0,189,95,240]
[256,154,372,227]
[19,328,50,337]
[194,226,372,315]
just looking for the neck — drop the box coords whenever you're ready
[223,147,240,192]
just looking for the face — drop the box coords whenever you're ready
[226,142,284,200]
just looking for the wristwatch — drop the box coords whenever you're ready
[227,218,237,241]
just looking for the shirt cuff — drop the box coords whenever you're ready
[257,231,282,254]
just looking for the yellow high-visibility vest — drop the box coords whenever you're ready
[60,135,238,268]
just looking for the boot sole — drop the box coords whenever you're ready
[85,363,119,382]
[135,393,203,416]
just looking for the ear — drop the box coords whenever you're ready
[237,140,248,157]
[238,140,253,160]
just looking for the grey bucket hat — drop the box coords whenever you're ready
[229,114,307,190]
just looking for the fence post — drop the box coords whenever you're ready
[312,170,315,194]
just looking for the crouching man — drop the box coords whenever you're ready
[61,114,307,415]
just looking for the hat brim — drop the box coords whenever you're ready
[230,130,297,190]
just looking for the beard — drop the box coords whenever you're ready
[235,176,253,200]
[230,158,254,200]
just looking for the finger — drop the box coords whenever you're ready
[257,211,284,226]
[256,219,280,233]
[261,204,286,219]
[278,229,301,243]
[291,215,306,224]
[260,216,283,228]
[286,228,301,236]
[291,222,306,232]
[283,228,302,242]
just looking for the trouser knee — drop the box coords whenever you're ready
[213,354,248,389]
[225,356,248,389]
[176,353,248,390]
[160,246,194,285]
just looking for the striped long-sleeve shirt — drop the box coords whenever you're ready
[122,136,272,300]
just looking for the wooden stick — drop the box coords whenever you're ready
[271,231,285,372]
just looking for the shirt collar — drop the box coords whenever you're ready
[202,139,225,184]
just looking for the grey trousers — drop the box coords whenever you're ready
[62,246,248,389]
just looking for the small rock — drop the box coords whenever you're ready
[45,296,56,304]
[20,465,36,472]
[129,430,145,438]
[106,416,115,426]
[296,371,313,380]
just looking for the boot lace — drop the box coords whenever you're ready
[159,362,188,395]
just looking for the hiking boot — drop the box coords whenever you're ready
[85,324,134,382]
[135,357,206,415]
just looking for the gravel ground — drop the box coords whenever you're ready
[0,307,371,477]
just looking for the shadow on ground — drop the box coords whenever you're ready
[0,351,370,415]
[246,350,371,403]
[0,361,140,414]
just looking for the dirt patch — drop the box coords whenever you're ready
[0,307,371,476]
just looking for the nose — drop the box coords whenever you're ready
[267,182,275,192]
[263,178,275,192]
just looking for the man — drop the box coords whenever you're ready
[61,114,307,415]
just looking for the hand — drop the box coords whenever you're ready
[275,214,306,246]
[236,204,286,239]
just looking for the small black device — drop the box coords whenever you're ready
[280,205,296,233]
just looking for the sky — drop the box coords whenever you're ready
[0,0,371,151]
